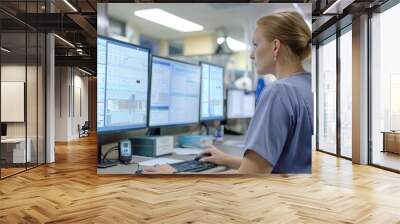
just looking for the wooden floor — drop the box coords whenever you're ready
[1,135,400,223]
[1,167,26,178]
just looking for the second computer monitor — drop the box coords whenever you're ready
[227,89,256,119]
[200,62,224,121]
[149,56,201,127]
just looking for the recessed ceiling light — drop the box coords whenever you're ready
[134,8,203,32]
[217,37,225,45]
[323,0,344,14]
[78,67,92,76]
[1,47,11,53]
[63,0,78,12]
[54,34,75,48]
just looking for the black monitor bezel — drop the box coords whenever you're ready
[148,55,202,128]
[199,61,225,122]
[97,35,151,133]
[1,123,7,137]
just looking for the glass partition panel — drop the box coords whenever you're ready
[317,36,337,154]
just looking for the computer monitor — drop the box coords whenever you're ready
[1,123,7,137]
[149,56,201,127]
[97,36,150,132]
[227,89,255,119]
[200,62,224,121]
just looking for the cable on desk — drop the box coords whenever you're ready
[101,146,118,162]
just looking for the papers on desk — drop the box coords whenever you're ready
[223,139,245,148]
[173,147,202,155]
[139,158,183,167]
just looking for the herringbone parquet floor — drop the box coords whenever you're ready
[1,135,400,223]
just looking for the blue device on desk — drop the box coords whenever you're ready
[178,135,214,148]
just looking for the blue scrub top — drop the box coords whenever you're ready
[243,72,313,173]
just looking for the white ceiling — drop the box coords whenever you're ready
[107,3,312,42]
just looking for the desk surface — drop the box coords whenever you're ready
[1,138,28,143]
[381,131,400,134]
[97,135,246,175]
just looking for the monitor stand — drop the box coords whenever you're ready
[200,122,210,135]
[223,128,243,136]
[146,128,161,136]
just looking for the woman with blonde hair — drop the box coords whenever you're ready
[145,11,313,174]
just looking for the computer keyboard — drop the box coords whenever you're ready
[170,160,218,173]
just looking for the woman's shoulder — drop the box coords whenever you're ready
[258,81,288,106]
[260,80,289,98]
[259,74,311,106]
[263,74,311,97]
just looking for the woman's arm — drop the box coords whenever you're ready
[237,150,272,173]
[214,149,272,174]
[199,145,242,169]
[142,147,272,174]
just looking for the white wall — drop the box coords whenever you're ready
[71,73,89,138]
[55,67,89,141]
[55,67,68,141]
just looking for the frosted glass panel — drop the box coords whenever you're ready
[318,38,337,154]
[340,30,352,158]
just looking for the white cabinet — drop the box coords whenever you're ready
[1,138,32,163]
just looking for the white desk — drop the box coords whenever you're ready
[1,138,31,163]
[97,135,245,175]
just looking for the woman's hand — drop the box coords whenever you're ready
[141,164,177,174]
[199,145,230,165]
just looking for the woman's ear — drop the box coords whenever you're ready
[272,39,280,61]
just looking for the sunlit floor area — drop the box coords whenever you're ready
[0,135,400,223]
[372,150,400,171]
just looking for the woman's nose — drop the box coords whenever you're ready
[250,51,255,60]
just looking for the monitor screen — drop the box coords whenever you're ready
[200,62,224,121]
[227,89,255,119]
[149,56,201,127]
[97,36,150,132]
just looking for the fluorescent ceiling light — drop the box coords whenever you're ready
[54,34,75,48]
[323,0,343,14]
[63,0,78,12]
[226,37,246,51]
[217,37,225,45]
[78,67,92,76]
[134,8,203,32]
[1,47,11,53]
